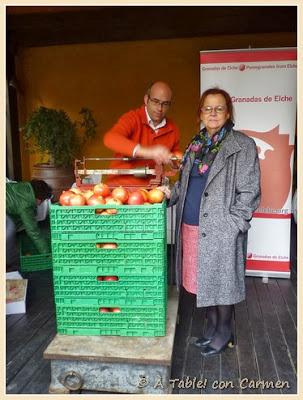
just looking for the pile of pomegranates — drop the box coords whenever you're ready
[59,183,165,207]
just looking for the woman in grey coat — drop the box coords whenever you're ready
[164,87,261,357]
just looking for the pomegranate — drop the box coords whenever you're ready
[105,197,122,205]
[69,193,86,206]
[112,186,129,204]
[82,189,94,201]
[93,183,111,197]
[127,191,144,205]
[105,197,122,213]
[147,188,164,204]
[103,276,118,281]
[87,194,106,205]
[139,188,149,202]
[59,190,75,206]
[100,243,117,249]
[70,187,83,195]
[172,150,183,160]
[111,307,121,313]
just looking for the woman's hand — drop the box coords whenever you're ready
[157,185,171,199]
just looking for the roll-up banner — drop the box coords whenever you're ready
[200,48,297,278]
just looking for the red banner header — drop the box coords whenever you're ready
[200,49,297,64]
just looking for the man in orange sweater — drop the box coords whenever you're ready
[103,81,180,187]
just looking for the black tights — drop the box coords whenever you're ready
[204,305,233,350]
[204,306,217,338]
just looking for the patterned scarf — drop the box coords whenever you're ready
[179,120,234,175]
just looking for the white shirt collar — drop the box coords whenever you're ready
[145,107,166,131]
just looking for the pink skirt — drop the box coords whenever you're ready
[182,222,199,294]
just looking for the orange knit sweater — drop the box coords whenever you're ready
[103,106,180,187]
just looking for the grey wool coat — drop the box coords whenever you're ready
[169,129,261,307]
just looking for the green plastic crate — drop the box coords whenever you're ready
[52,263,166,276]
[55,304,166,336]
[53,274,167,302]
[55,296,166,307]
[51,239,166,268]
[51,231,164,241]
[57,326,166,336]
[19,232,52,272]
[50,202,167,240]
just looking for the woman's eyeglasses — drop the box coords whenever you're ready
[201,105,227,114]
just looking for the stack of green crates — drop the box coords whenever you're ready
[18,230,52,272]
[50,201,168,336]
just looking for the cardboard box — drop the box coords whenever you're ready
[6,271,28,315]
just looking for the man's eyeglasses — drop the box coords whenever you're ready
[201,105,227,114]
[148,96,171,108]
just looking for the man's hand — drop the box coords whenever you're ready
[136,145,172,164]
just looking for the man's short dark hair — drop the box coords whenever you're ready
[30,179,53,201]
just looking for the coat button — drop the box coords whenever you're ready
[203,213,208,217]
[204,192,208,197]
[202,233,206,237]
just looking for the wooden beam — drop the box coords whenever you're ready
[7,6,297,49]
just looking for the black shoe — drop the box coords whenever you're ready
[201,335,235,357]
[193,336,212,348]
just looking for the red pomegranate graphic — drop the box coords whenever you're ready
[242,126,294,210]
[239,64,245,71]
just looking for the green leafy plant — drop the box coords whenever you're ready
[23,106,97,167]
